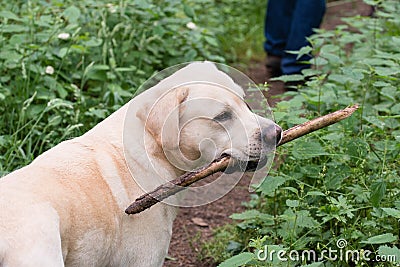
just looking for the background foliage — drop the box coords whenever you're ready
[207,1,400,266]
[0,0,266,175]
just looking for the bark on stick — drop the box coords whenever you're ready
[125,104,359,215]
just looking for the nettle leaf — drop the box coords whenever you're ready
[83,38,103,47]
[382,208,400,219]
[380,86,398,101]
[373,103,392,113]
[328,74,348,84]
[302,68,323,77]
[364,116,385,130]
[312,56,328,66]
[204,36,219,47]
[283,187,299,195]
[375,67,400,76]
[217,252,254,267]
[287,116,308,125]
[319,43,338,53]
[321,132,344,141]
[271,74,304,82]
[392,36,400,45]
[0,50,22,62]
[273,111,286,123]
[378,245,400,264]
[0,10,21,21]
[370,180,387,207]
[296,210,318,228]
[325,164,351,190]
[340,67,365,81]
[286,46,312,56]
[340,32,363,44]
[183,49,197,61]
[297,46,313,58]
[183,3,196,20]
[373,81,391,87]
[361,233,397,244]
[257,176,286,196]
[385,118,400,129]
[281,209,318,230]
[0,24,28,33]
[320,52,343,64]
[230,210,274,224]
[291,140,328,159]
[226,241,242,254]
[363,58,396,67]
[62,6,81,23]
[286,199,299,208]
[392,130,400,142]
[230,210,261,220]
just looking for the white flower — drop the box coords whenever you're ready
[186,22,197,30]
[45,66,54,75]
[106,3,117,13]
[57,33,70,40]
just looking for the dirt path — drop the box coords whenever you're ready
[164,1,372,266]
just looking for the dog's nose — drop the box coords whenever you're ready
[261,123,283,147]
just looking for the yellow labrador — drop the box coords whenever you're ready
[0,62,281,266]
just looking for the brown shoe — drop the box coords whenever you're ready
[266,55,282,79]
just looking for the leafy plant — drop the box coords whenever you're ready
[211,1,400,266]
[0,0,224,174]
[189,0,268,64]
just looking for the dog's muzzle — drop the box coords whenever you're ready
[222,123,282,174]
[223,156,269,174]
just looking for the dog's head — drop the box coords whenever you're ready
[138,62,282,174]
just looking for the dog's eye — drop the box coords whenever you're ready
[213,110,232,122]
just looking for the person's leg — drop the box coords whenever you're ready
[281,0,326,75]
[264,0,296,57]
[264,0,296,77]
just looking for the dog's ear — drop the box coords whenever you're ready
[137,86,188,150]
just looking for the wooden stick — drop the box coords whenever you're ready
[277,104,359,145]
[125,104,359,215]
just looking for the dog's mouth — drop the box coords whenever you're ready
[221,154,268,174]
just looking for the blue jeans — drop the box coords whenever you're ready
[264,0,326,75]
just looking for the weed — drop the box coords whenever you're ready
[213,1,400,266]
[0,0,223,174]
